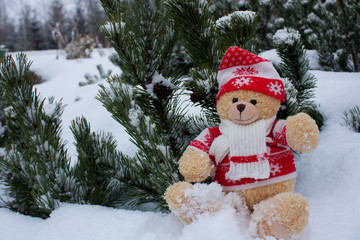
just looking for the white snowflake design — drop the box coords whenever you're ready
[232,67,259,76]
[270,163,282,176]
[267,82,283,95]
[234,77,253,88]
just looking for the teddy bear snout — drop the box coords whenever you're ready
[237,104,246,113]
[228,101,260,125]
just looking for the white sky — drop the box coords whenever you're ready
[5,0,77,24]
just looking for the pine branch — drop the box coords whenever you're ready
[165,0,259,121]
[165,0,218,68]
[0,54,71,218]
[273,28,324,129]
[71,116,121,206]
[215,10,259,53]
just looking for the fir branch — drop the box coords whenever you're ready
[215,10,259,53]
[165,0,219,68]
[97,76,185,210]
[342,105,360,133]
[100,0,176,88]
[0,54,71,218]
[71,116,121,206]
[273,28,324,128]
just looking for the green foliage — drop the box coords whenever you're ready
[283,0,360,72]
[207,0,236,20]
[165,0,259,124]
[96,75,208,210]
[0,0,333,217]
[71,116,120,205]
[342,105,360,133]
[100,0,177,88]
[97,0,208,210]
[216,11,258,53]
[108,53,136,85]
[273,28,324,129]
[236,0,287,52]
[279,0,319,49]
[0,54,72,218]
[30,70,45,85]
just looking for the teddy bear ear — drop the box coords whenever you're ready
[217,47,285,103]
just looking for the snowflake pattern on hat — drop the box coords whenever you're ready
[232,67,259,76]
[233,77,253,87]
[267,81,284,96]
[220,47,268,70]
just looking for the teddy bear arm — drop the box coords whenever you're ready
[286,113,320,153]
[179,148,211,183]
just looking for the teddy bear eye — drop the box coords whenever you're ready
[232,98,238,103]
[250,99,257,105]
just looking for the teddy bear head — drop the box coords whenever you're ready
[216,46,285,125]
[216,90,281,125]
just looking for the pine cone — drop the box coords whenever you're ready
[190,91,205,103]
[153,81,173,100]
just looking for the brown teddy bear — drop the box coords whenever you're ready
[164,46,320,239]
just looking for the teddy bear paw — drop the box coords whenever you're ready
[179,148,211,182]
[286,112,320,153]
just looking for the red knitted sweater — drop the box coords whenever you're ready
[188,120,297,191]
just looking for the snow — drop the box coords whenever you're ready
[2,49,360,239]
[216,10,256,26]
[102,21,126,34]
[16,49,138,162]
[273,28,301,46]
[260,0,271,6]
[324,0,337,6]
[145,72,176,98]
[260,49,322,70]
[175,182,249,228]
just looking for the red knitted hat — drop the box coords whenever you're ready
[216,47,285,103]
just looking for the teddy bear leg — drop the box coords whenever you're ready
[237,179,296,211]
[251,192,309,240]
[164,182,194,224]
[165,182,224,224]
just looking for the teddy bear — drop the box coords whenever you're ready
[164,46,320,239]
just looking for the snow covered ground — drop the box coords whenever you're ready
[1,49,360,239]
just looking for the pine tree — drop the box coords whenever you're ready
[236,0,286,52]
[166,0,258,123]
[27,9,44,50]
[0,82,7,148]
[280,0,320,49]
[273,28,324,128]
[85,0,108,46]
[342,105,360,133]
[0,54,72,218]
[70,116,120,205]
[76,0,324,211]
[74,0,89,36]
[287,0,360,72]
[93,0,207,210]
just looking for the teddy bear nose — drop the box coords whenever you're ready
[237,104,246,113]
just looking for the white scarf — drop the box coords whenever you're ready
[209,116,276,181]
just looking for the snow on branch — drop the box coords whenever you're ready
[215,10,256,27]
[273,28,301,46]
